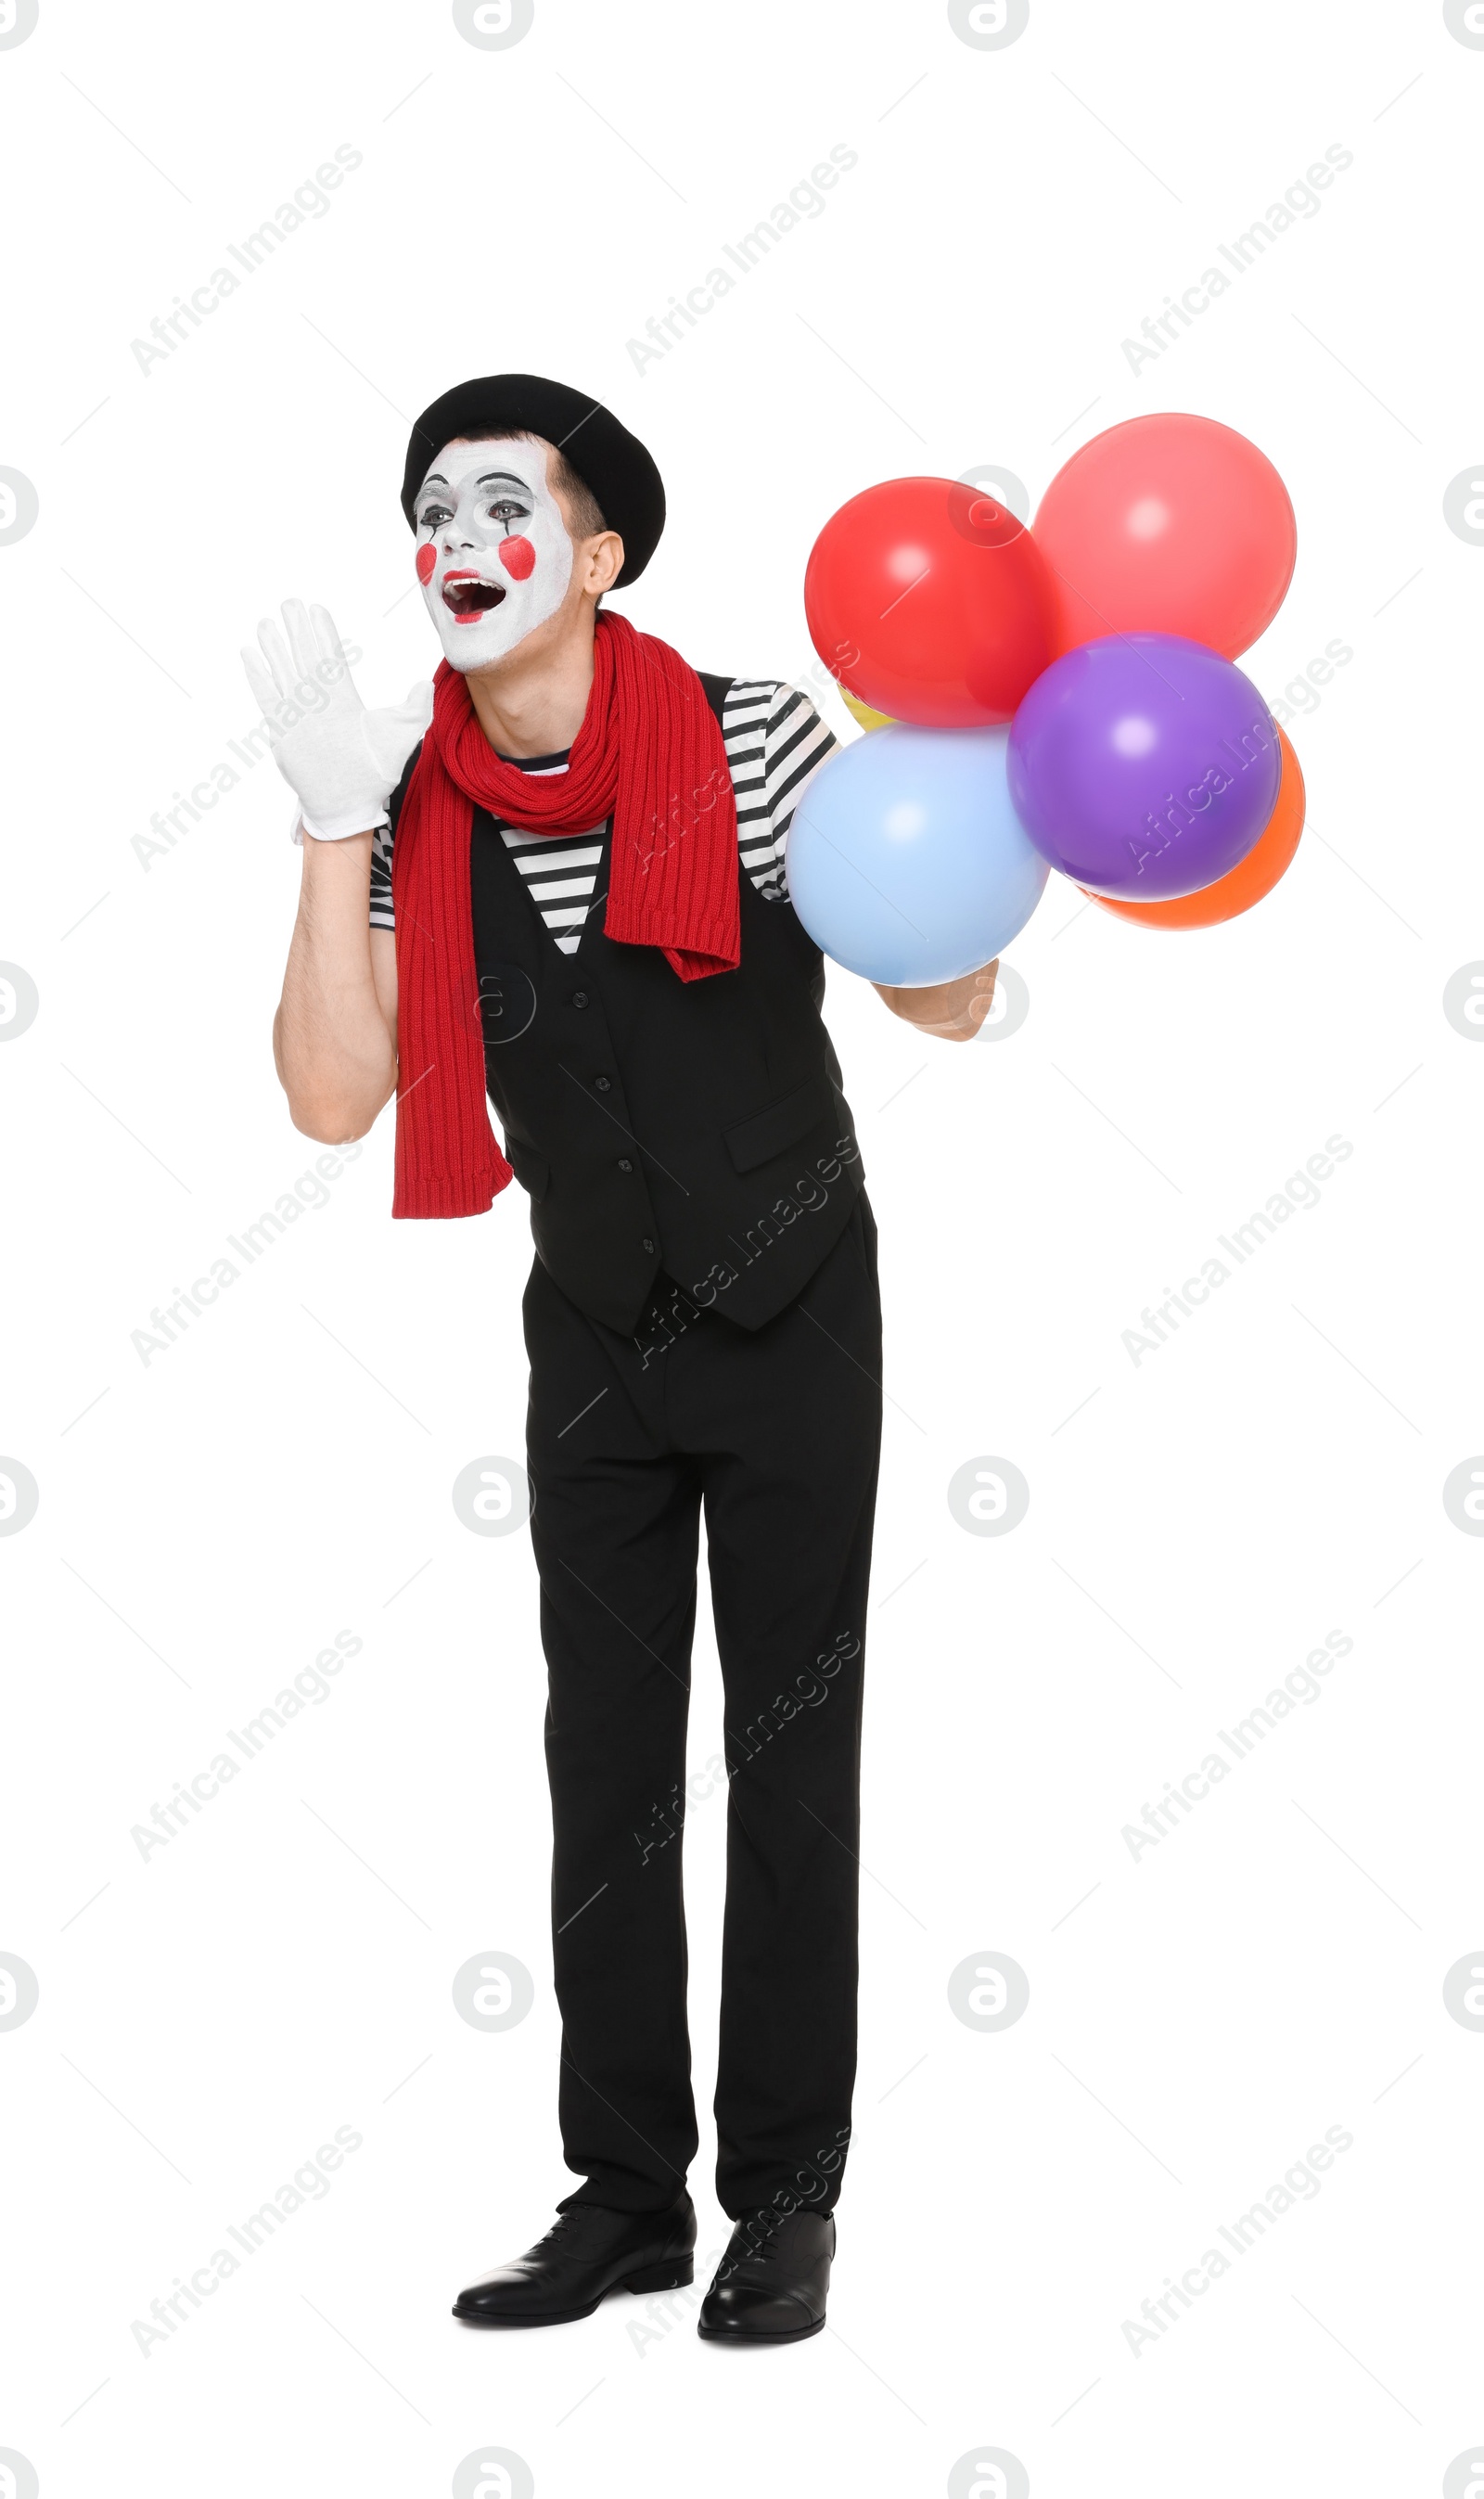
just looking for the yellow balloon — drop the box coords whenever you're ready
[838,686,896,734]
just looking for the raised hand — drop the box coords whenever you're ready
[241,598,432,840]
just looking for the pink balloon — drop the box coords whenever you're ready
[1033,415,1297,660]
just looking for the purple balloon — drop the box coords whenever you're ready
[1007,634,1282,901]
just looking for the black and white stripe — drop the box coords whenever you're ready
[498,823,607,954]
[720,679,836,904]
[369,680,836,947]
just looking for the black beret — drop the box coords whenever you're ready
[401,374,665,587]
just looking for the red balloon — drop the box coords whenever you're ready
[805,477,1057,727]
[1033,415,1296,660]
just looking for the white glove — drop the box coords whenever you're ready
[241,598,433,842]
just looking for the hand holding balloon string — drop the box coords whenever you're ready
[872,962,999,1044]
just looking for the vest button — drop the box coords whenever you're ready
[618,1158,633,1173]
[571,991,588,1007]
[642,1237,655,1254]
[594,1075,611,1092]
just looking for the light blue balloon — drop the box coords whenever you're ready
[787,724,1051,986]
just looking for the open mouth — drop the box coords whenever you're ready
[441,569,506,623]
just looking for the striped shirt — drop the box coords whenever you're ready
[369,678,835,947]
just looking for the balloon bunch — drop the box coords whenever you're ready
[791,415,1301,984]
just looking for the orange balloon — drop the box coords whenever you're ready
[1086,725,1304,929]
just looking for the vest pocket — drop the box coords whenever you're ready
[505,1138,550,1200]
[723,1071,836,1173]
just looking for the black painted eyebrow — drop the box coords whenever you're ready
[416,466,531,507]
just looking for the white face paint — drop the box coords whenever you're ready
[413,436,575,673]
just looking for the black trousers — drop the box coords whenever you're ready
[522,1195,882,2220]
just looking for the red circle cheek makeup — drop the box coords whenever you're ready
[498,535,536,582]
[416,544,437,584]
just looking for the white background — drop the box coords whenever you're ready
[2,1,1481,2493]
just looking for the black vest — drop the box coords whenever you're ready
[392,676,864,1335]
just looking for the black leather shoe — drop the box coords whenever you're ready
[697,2208,834,2342]
[454,2192,696,2327]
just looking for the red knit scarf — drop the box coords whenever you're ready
[390,611,740,1218]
